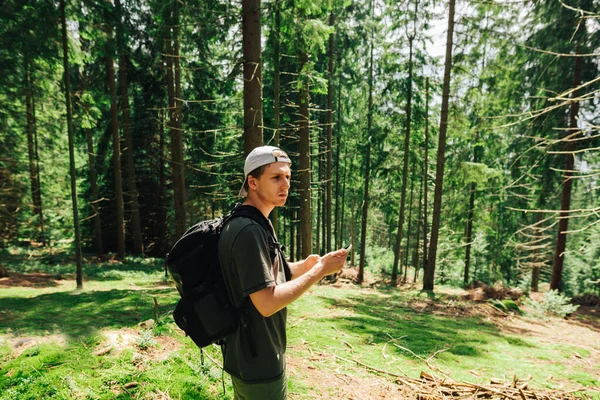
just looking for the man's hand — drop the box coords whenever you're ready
[315,249,348,278]
[250,248,349,318]
[289,254,319,279]
[303,254,320,271]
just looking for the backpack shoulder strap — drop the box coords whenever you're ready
[225,205,292,281]
[225,205,272,234]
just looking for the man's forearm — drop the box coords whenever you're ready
[288,259,308,279]
[250,263,324,317]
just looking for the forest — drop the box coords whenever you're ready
[1,0,600,399]
[1,0,599,295]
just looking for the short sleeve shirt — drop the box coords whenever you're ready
[218,215,287,383]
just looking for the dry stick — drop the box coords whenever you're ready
[383,334,408,359]
[333,353,419,388]
[204,345,223,369]
[392,343,451,377]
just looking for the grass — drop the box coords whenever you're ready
[1,250,599,399]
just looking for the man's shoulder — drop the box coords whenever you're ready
[221,216,266,241]
[225,215,262,231]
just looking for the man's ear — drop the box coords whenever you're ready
[247,175,258,191]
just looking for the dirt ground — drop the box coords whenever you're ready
[290,276,600,399]
[2,272,598,399]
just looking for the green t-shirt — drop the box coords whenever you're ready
[218,216,287,383]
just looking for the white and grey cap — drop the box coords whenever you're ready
[239,146,291,197]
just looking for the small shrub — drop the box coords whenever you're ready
[525,290,579,318]
[489,299,523,314]
[136,329,157,351]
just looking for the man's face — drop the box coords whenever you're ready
[248,162,291,207]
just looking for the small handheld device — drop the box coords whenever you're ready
[344,244,352,252]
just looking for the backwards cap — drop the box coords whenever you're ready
[239,146,291,197]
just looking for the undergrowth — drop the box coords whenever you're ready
[1,249,598,399]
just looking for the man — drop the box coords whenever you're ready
[218,145,348,399]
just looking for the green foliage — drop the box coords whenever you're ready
[489,299,523,315]
[525,290,580,318]
[136,329,157,351]
[0,0,598,301]
[1,255,598,398]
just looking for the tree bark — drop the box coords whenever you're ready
[106,24,126,258]
[422,77,429,276]
[404,161,416,282]
[340,141,348,249]
[464,140,480,285]
[271,0,282,236]
[392,34,415,285]
[334,76,343,249]
[298,49,312,259]
[116,0,143,255]
[325,12,335,254]
[550,39,582,291]
[60,0,83,288]
[82,66,103,254]
[413,173,423,282]
[464,181,476,285]
[165,2,186,238]
[24,59,45,243]
[424,0,455,292]
[242,0,263,155]
[358,25,374,283]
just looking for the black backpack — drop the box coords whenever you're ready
[165,205,290,349]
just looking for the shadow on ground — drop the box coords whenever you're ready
[0,287,178,340]
[315,288,534,358]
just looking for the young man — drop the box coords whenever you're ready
[218,146,348,399]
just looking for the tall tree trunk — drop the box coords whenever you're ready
[106,25,126,258]
[158,109,167,257]
[271,0,282,236]
[325,12,335,254]
[531,265,540,292]
[550,41,582,291]
[296,206,302,261]
[316,182,321,253]
[24,59,45,243]
[118,55,143,254]
[392,33,415,285]
[413,173,423,282]
[82,67,103,254]
[404,161,416,282]
[166,2,186,238]
[340,144,348,248]
[31,91,45,245]
[334,77,343,249]
[298,49,312,259]
[422,77,429,276]
[115,0,143,255]
[464,181,476,285]
[320,138,326,253]
[424,0,455,292]
[358,22,374,283]
[464,140,480,286]
[60,0,83,288]
[242,0,263,155]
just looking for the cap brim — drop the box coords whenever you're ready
[238,177,248,197]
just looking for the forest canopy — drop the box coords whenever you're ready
[0,0,599,296]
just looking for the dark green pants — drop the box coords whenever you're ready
[231,373,288,400]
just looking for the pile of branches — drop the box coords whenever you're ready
[335,355,594,400]
[406,371,590,399]
[572,293,600,307]
[464,281,524,302]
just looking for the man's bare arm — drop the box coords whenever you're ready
[250,250,347,317]
[288,254,319,279]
